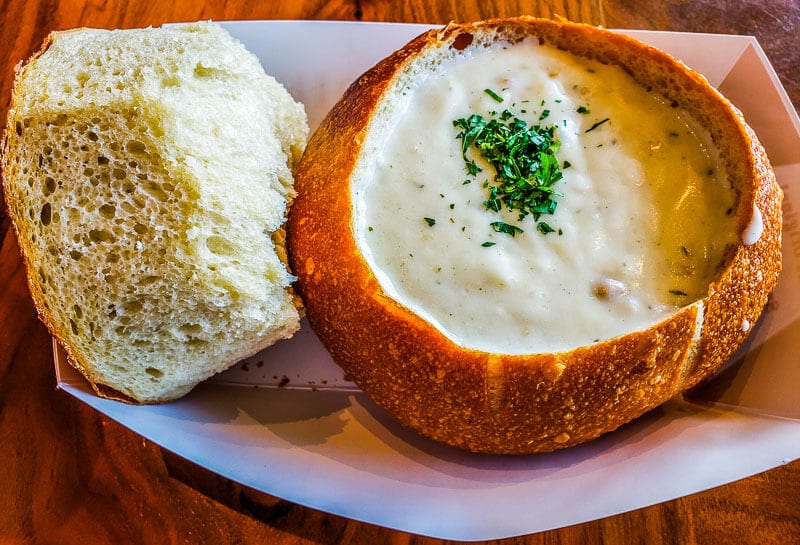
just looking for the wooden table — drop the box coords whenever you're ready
[1,1,798,543]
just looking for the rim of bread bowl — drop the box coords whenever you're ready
[286,16,782,454]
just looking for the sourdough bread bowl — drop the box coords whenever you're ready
[2,22,307,403]
[287,17,783,454]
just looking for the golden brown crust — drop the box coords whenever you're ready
[286,17,783,454]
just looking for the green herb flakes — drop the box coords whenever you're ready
[424,217,436,227]
[453,108,564,233]
[537,222,556,235]
[490,221,524,237]
[484,88,504,103]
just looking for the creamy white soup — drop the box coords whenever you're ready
[352,38,739,354]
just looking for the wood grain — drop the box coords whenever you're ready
[603,0,800,110]
[0,1,798,544]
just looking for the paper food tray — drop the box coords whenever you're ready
[54,21,800,541]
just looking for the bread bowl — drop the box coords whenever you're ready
[286,17,782,454]
[2,22,307,403]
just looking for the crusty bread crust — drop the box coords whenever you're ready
[287,17,783,453]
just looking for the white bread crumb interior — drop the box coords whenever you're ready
[2,21,308,402]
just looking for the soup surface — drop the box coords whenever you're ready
[353,38,738,354]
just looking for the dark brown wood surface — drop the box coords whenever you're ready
[1,1,798,543]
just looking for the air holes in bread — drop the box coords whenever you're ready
[40,203,52,225]
[451,33,474,50]
[145,367,163,378]
[206,235,235,256]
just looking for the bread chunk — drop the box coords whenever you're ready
[2,22,308,402]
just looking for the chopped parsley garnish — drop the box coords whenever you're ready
[490,221,524,237]
[465,159,481,176]
[536,222,556,235]
[481,241,496,247]
[424,217,436,227]
[484,88,504,103]
[577,105,590,114]
[453,107,564,236]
